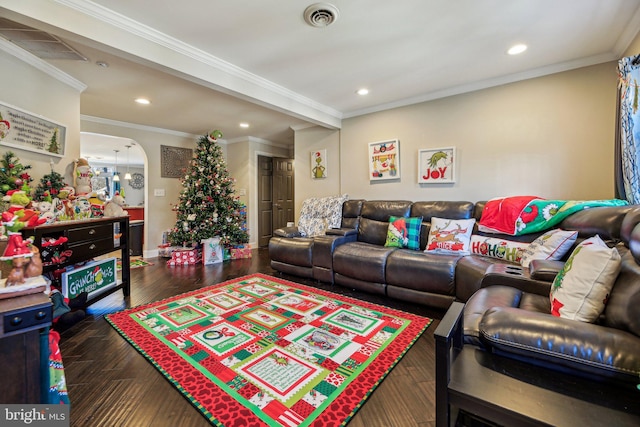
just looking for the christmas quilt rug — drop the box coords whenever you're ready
[106,273,431,426]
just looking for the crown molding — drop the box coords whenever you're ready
[57,0,342,125]
[0,37,87,92]
[81,115,200,139]
[225,136,290,150]
[343,52,618,119]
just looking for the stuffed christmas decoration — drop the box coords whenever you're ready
[168,130,249,247]
[104,192,128,217]
[73,158,93,196]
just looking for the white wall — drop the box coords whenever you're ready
[0,48,82,185]
[80,118,196,256]
[334,62,618,203]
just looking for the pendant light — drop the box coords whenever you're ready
[113,149,120,182]
[124,144,132,180]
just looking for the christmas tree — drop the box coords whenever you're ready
[0,151,33,198]
[48,128,61,154]
[168,130,249,247]
[33,170,67,201]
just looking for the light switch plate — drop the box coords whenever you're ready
[154,188,165,197]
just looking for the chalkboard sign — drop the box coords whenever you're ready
[0,101,66,157]
[62,257,118,299]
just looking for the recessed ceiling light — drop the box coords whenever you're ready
[95,61,109,68]
[356,88,369,96]
[239,122,250,128]
[135,98,151,105]
[507,44,527,55]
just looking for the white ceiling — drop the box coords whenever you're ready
[1,1,640,165]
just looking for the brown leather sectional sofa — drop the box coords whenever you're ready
[270,199,640,388]
[270,199,634,307]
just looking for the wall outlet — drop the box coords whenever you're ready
[238,188,247,196]
[154,188,165,197]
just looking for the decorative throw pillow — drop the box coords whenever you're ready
[425,217,475,255]
[550,235,621,322]
[384,216,423,250]
[297,194,349,237]
[519,229,578,268]
[469,235,528,263]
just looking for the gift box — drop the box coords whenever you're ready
[158,245,181,258]
[202,237,223,265]
[167,247,202,266]
[230,244,252,259]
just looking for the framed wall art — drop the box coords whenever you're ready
[368,139,400,181]
[311,149,327,179]
[418,147,456,184]
[161,145,193,178]
[0,101,66,157]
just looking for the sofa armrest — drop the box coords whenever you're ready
[325,227,357,237]
[273,227,302,238]
[480,306,640,384]
[480,263,552,296]
[434,302,465,427]
[528,259,564,281]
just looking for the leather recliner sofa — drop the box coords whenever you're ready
[270,199,636,309]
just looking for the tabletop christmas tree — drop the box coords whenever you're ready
[33,169,67,202]
[168,130,249,247]
[0,151,33,199]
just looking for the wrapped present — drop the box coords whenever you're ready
[158,245,181,258]
[167,247,201,266]
[202,237,223,265]
[230,244,252,259]
[223,247,231,261]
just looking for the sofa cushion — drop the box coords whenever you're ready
[603,245,640,336]
[520,229,578,268]
[469,235,528,263]
[333,242,396,283]
[550,235,621,322]
[384,216,422,250]
[425,217,475,255]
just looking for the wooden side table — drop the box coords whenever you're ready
[0,292,52,403]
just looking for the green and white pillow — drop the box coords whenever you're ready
[550,235,621,322]
[385,216,423,250]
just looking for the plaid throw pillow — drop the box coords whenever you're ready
[385,216,423,250]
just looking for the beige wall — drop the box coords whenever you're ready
[333,62,618,203]
[624,30,640,57]
[292,127,341,221]
[0,49,82,183]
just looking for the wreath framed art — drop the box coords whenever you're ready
[130,172,144,189]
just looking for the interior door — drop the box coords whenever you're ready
[257,156,274,247]
[272,157,295,232]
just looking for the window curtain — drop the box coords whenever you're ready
[616,55,640,203]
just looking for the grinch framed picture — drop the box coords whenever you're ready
[368,139,400,181]
[418,147,456,184]
[0,101,66,157]
[311,149,327,179]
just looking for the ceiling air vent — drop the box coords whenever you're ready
[304,3,340,28]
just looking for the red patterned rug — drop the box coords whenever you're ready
[106,273,431,426]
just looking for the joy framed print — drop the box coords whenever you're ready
[368,139,400,181]
[418,147,456,184]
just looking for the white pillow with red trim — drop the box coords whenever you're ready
[470,235,528,263]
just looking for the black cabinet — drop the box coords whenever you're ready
[22,216,130,305]
[0,293,52,403]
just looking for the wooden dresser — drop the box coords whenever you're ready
[22,216,131,305]
[0,293,52,403]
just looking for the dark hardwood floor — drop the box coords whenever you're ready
[59,248,445,427]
